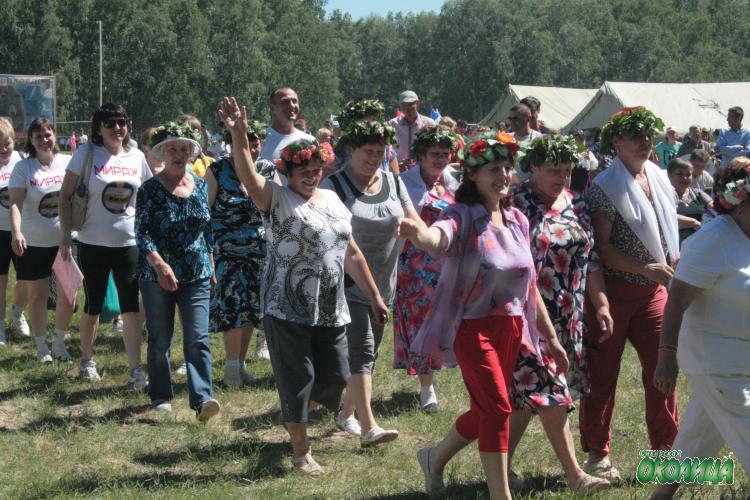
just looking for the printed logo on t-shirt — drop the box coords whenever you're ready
[39,190,60,218]
[0,187,9,209]
[94,164,140,178]
[101,181,135,214]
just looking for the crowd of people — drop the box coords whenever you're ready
[0,87,747,499]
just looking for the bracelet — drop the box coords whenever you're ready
[659,345,677,353]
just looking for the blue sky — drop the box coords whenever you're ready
[324,0,445,19]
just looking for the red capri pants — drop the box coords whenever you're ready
[453,315,523,452]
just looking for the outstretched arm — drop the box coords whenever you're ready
[218,97,273,212]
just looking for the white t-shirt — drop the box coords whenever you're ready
[259,127,315,162]
[0,151,23,231]
[675,215,750,375]
[67,143,152,247]
[262,183,352,327]
[9,154,70,247]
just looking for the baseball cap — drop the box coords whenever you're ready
[399,91,419,104]
[666,126,676,134]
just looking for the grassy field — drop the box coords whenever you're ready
[0,281,746,499]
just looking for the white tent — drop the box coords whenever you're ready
[563,81,750,133]
[480,84,598,131]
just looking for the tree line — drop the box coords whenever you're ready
[2,0,749,132]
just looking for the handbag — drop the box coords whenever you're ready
[71,144,94,231]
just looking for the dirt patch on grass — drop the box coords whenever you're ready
[0,405,25,430]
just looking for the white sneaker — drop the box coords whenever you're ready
[420,384,439,413]
[197,399,220,423]
[175,363,188,375]
[335,412,362,436]
[11,307,30,337]
[80,360,102,381]
[127,367,148,391]
[112,317,123,333]
[255,330,270,360]
[153,401,172,412]
[360,426,399,447]
[38,352,53,364]
[51,339,73,362]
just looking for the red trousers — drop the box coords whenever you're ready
[453,315,523,452]
[580,277,678,456]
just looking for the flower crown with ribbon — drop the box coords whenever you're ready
[600,106,664,155]
[410,125,458,160]
[275,140,335,170]
[458,130,520,168]
[150,121,202,148]
[338,99,386,129]
[717,163,750,210]
[334,120,398,151]
[223,120,267,144]
[519,134,583,173]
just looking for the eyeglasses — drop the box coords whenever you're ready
[102,118,128,129]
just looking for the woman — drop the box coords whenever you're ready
[0,117,30,343]
[59,103,151,385]
[135,122,219,421]
[320,119,416,446]
[329,99,399,175]
[219,97,388,475]
[396,131,569,499]
[666,158,711,244]
[651,161,750,499]
[507,135,612,493]
[9,118,75,363]
[393,125,460,412]
[140,127,164,175]
[205,120,277,386]
[581,107,680,480]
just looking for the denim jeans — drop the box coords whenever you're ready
[140,278,213,410]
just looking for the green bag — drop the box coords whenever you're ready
[100,273,121,323]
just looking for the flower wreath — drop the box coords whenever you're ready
[338,99,386,129]
[334,120,398,151]
[150,121,202,148]
[519,134,583,173]
[222,120,267,144]
[599,106,664,155]
[410,125,458,160]
[717,164,750,209]
[458,130,520,168]
[275,140,335,170]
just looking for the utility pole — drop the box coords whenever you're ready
[98,20,103,105]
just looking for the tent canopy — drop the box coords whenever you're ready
[480,84,598,131]
[563,81,750,134]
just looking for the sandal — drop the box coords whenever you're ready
[571,473,611,494]
[292,453,324,476]
[584,456,621,481]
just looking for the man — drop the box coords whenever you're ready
[78,128,88,145]
[676,125,712,158]
[520,95,551,133]
[570,129,598,193]
[715,106,750,170]
[259,87,314,163]
[688,148,714,196]
[388,90,435,163]
[654,127,681,169]
[507,103,543,183]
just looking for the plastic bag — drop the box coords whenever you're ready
[100,273,121,323]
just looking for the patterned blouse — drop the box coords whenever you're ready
[135,175,213,284]
[586,183,669,286]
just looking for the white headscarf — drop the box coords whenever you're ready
[593,157,680,263]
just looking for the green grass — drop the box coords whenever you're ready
[0,279,745,499]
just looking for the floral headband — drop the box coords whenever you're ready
[519,134,583,173]
[275,140,335,170]
[338,99,386,129]
[410,125,458,160]
[458,130,520,168]
[222,120,267,144]
[600,106,664,155]
[150,121,201,148]
[335,120,398,150]
[717,164,750,209]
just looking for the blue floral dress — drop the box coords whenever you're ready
[511,185,597,412]
[209,157,275,332]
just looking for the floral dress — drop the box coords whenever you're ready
[393,190,454,374]
[209,157,276,332]
[511,185,597,412]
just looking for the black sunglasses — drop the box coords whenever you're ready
[102,117,128,129]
